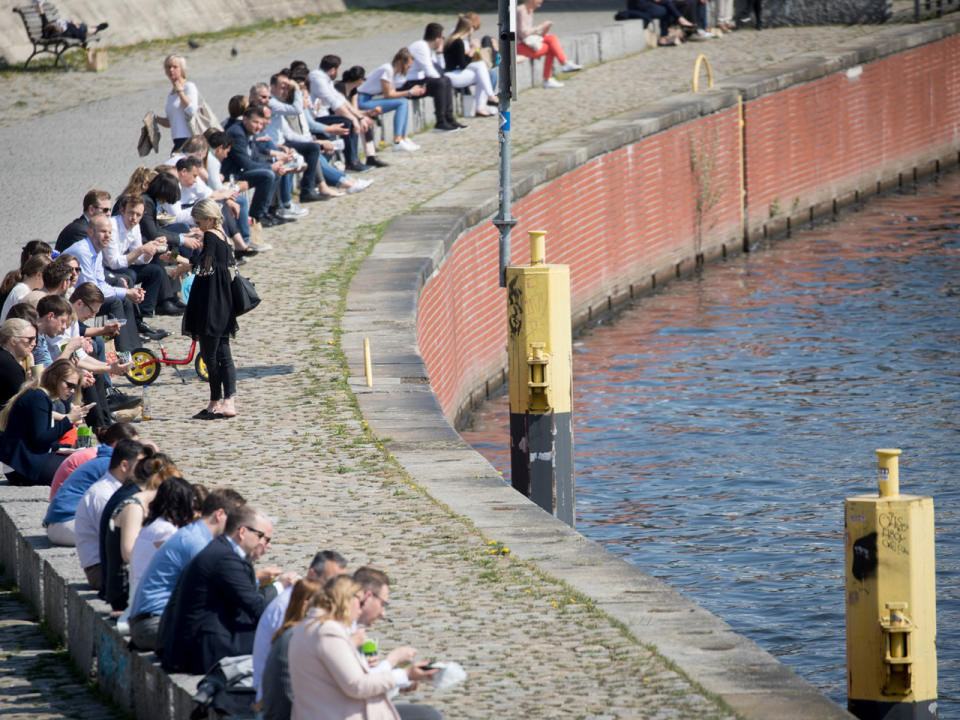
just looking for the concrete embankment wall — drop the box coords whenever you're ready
[418,23,960,427]
[343,17,959,720]
[1,0,349,65]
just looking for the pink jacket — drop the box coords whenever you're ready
[289,610,400,720]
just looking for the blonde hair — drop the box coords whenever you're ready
[191,198,223,227]
[164,54,187,79]
[311,575,360,624]
[446,14,474,47]
[0,358,78,431]
[120,167,158,199]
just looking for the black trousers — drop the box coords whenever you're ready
[109,263,164,316]
[399,77,455,124]
[316,114,359,166]
[199,334,236,402]
[98,297,139,351]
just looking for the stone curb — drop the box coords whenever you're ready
[343,16,960,720]
[0,485,203,719]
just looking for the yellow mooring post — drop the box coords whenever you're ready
[505,230,574,527]
[845,449,938,720]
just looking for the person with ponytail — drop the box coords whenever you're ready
[1,254,51,321]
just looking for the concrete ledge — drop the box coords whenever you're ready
[344,16,960,720]
[0,483,210,720]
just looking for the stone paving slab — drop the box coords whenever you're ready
[0,5,929,718]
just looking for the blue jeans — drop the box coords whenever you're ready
[318,154,346,186]
[358,94,409,137]
[240,168,279,219]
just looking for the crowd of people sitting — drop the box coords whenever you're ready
[0,3,746,716]
[25,422,442,718]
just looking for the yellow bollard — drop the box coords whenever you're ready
[363,338,373,388]
[845,449,937,720]
[505,230,574,527]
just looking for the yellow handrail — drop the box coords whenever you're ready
[693,54,714,93]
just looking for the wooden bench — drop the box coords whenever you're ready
[12,3,96,69]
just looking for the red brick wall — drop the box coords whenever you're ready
[418,35,960,422]
[744,36,960,225]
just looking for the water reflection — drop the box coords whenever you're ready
[461,174,960,710]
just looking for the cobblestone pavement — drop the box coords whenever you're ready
[0,7,902,718]
[0,583,123,719]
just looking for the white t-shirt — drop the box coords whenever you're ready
[165,81,199,140]
[129,518,177,589]
[74,473,122,569]
[358,63,395,97]
[0,282,31,321]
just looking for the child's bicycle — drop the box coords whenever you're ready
[125,337,208,386]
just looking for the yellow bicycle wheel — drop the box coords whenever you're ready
[195,354,209,381]
[125,347,161,386]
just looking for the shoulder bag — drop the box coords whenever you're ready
[231,268,260,316]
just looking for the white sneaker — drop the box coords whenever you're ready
[560,61,582,72]
[393,139,416,152]
[696,28,712,38]
[282,202,309,217]
[542,77,564,89]
[346,178,374,195]
[277,205,308,219]
[402,138,421,151]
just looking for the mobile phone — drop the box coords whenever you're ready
[170,247,180,260]
[420,663,438,671]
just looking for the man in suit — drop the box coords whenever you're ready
[56,190,111,252]
[221,105,288,228]
[158,505,298,674]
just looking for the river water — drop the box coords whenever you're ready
[461,173,960,711]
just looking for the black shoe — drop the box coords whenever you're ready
[156,300,185,316]
[235,246,259,258]
[256,214,277,228]
[434,122,462,133]
[95,22,109,32]
[267,211,295,225]
[365,156,389,168]
[137,321,169,339]
[345,162,371,173]
[300,189,325,203]
[107,388,141,412]
[453,121,469,129]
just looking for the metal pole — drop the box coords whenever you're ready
[493,0,518,287]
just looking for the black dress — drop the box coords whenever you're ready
[182,230,237,339]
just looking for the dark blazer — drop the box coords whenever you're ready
[0,389,72,483]
[56,215,89,253]
[0,347,26,410]
[138,194,181,245]
[221,122,275,178]
[158,534,277,675]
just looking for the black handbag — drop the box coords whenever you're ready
[230,269,260,316]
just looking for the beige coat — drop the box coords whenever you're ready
[289,610,401,720]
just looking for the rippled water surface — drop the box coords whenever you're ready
[461,174,960,711]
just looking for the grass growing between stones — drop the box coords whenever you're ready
[290,212,739,718]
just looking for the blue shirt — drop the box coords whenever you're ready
[128,518,213,617]
[43,445,114,524]
[64,237,125,300]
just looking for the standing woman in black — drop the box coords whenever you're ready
[183,199,238,420]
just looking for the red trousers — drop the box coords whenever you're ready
[517,34,567,79]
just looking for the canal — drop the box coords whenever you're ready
[461,172,960,712]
